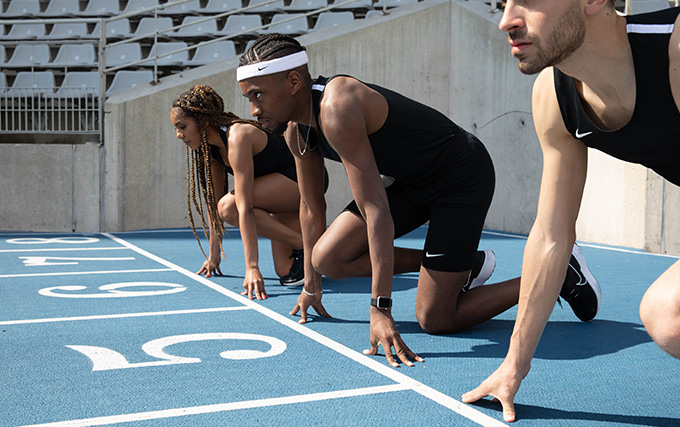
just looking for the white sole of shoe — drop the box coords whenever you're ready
[571,243,602,319]
[469,249,496,290]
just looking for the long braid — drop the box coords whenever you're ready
[172,84,269,261]
[239,33,306,66]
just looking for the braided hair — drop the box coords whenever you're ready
[239,33,306,66]
[172,84,268,260]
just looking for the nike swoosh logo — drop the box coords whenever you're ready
[569,264,588,286]
[425,252,445,258]
[575,129,593,139]
[257,66,268,71]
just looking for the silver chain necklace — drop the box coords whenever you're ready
[296,96,313,156]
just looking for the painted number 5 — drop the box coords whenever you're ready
[67,333,287,371]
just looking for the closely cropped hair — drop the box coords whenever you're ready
[172,84,267,260]
[239,33,306,66]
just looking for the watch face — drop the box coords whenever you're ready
[375,297,392,309]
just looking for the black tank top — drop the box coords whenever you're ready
[554,7,680,186]
[299,75,463,186]
[209,125,297,183]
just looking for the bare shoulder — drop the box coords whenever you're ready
[668,13,680,106]
[531,67,570,146]
[227,122,267,150]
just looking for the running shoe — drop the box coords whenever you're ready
[559,243,601,322]
[462,249,496,292]
[279,249,304,286]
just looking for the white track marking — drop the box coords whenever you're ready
[0,247,127,253]
[0,307,250,326]
[102,232,506,427]
[0,268,172,279]
[20,384,410,427]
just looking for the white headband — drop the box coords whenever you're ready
[237,51,309,82]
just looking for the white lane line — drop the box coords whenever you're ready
[0,268,173,279]
[0,306,249,326]
[481,230,680,259]
[0,247,128,253]
[20,384,410,427]
[103,232,506,427]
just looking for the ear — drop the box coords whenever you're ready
[286,69,303,96]
[584,0,609,16]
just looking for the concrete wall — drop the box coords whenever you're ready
[1,0,678,256]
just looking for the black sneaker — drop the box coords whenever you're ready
[279,249,304,286]
[559,244,601,322]
[462,250,496,292]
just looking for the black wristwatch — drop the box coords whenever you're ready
[370,296,392,310]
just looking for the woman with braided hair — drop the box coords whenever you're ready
[170,84,305,300]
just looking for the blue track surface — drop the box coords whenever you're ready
[1,228,678,426]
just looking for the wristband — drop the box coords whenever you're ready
[303,288,322,297]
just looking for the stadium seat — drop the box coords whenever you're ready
[217,15,263,36]
[0,72,6,95]
[50,43,97,68]
[106,70,153,97]
[142,42,190,67]
[121,0,160,15]
[4,0,42,18]
[374,0,417,7]
[6,71,56,97]
[365,9,383,18]
[186,40,237,66]
[201,0,243,13]
[248,0,285,13]
[79,0,120,16]
[158,0,201,15]
[0,46,5,65]
[132,17,175,40]
[43,22,89,40]
[3,44,51,68]
[286,0,328,11]
[88,19,133,40]
[0,23,46,40]
[39,0,81,17]
[333,0,374,9]
[52,71,99,98]
[104,43,143,68]
[263,14,309,35]
[311,11,354,31]
[173,16,218,38]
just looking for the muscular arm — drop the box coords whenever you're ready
[197,156,226,277]
[463,68,588,420]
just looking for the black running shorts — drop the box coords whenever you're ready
[344,130,495,273]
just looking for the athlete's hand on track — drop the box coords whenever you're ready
[241,267,268,300]
[363,307,424,367]
[461,361,526,422]
[197,258,222,278]
[290,289,331,324]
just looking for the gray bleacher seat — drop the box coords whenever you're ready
[286,0,328,11]
[4,0,42,17]
[364,9,383,18]
[38,0,81,17]
[88,19,133,40]
[43,22,89,40]
[0,46,5,65]
[374,0,417,7]
[311,11,354,31]
[106,70,153,96]
[142,42,189,67]
[6,71,56,97]
[121,0,161,15]
[52,71,99,98]
[248,0,285,13]
[104,43,143,67]
[186,40,237,66]
[217,15,263,36]
[0,72,6,95]
[0,23,46,40]
[50,43,97,68]
[173,16,218,38]
[132,17,175,40]
[334,0,374,9]
[0,24,4,37]
[78,0,120,16]
[3,44,51,68]
[263,13,309,35]
[158,0,201,15]
[202,0,243,13]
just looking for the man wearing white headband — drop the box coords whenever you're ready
[237,33,598,369]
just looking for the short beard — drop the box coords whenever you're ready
[267,121,288,136]
[513,0,586,75]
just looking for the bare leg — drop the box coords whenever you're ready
[640,259,680,358]
[271,211,301,277]
[312,211,422,279]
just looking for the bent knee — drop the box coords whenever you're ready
[416,306,461,335]
[311,245,344,280]
[218,197,238,226]
[641,287,680,357]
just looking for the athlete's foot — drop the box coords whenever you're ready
[279,249,304,286]
[462,250,496,292]
[559,243,601,322]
